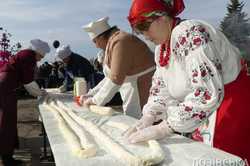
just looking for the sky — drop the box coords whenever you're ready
[1,0,250,64]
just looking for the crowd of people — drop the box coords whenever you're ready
[35,61,65,89]
[36,48,106,91]
[1,0,250,165]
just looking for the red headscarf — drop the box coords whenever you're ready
[128,0,185,27]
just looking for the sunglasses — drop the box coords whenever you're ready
[133,21,154,34]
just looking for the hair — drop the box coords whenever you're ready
[97,26,119,40]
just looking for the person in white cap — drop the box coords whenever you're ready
[82,17,155,119]
[0,39,50,166]
[55,45,95,92]
[23,39,51,97]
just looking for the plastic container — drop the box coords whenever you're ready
[73,77,87,97]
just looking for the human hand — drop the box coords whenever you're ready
[136,114,155,130]
[127,120,173,143]
[58,85,66,93]
[122,125,137,139]
[83,97,95,107]
[79,94,92,105]
[123,114,155,138]
[40,89,48,96]
[38,91,52,103]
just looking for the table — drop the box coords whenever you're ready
[38,93,244,166]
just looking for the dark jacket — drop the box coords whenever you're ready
[64,52,94,91]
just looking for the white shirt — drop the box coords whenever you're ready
[143,20,241,133]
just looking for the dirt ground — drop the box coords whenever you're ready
[17,99,41,140]
[0,99,54,166]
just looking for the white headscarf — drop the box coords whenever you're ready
[56,45,72,60]
[30,39,50,56]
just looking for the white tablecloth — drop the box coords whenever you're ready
[38,93,244,166]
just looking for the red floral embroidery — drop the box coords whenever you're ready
[150,77,166,96]
[176,43,180,48]
[201,69,207,77]
[192,80,198,83]
[192,69,199,83]
[173,24,212,57]
[179,103,211,122]
[194,89,201,97]
[198,27,205,33]
[192,129,204,142]
[180,37,186,45]
[185,106,193,112]
[213,58,222,73]
[154,99,167,107]
[193,87,212,104]
[193,37,202,46]
[150,87,160,96]
[204,63,214,77]
[199,111,206,119]
[204,90,211,100]
[192,70,198,77]
[192,113,199,118]
[191,61,216,87]
[192,111,206,120]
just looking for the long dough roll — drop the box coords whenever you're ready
[56,100,144,166]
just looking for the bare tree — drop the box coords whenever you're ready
[0,27,22,56]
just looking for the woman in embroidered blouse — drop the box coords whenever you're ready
[124,0,250,162]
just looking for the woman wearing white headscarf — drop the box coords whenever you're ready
[0,39,50,166]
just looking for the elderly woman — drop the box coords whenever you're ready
[82,17,155,118]
[124,0,250,162]
[0,39,50,166]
